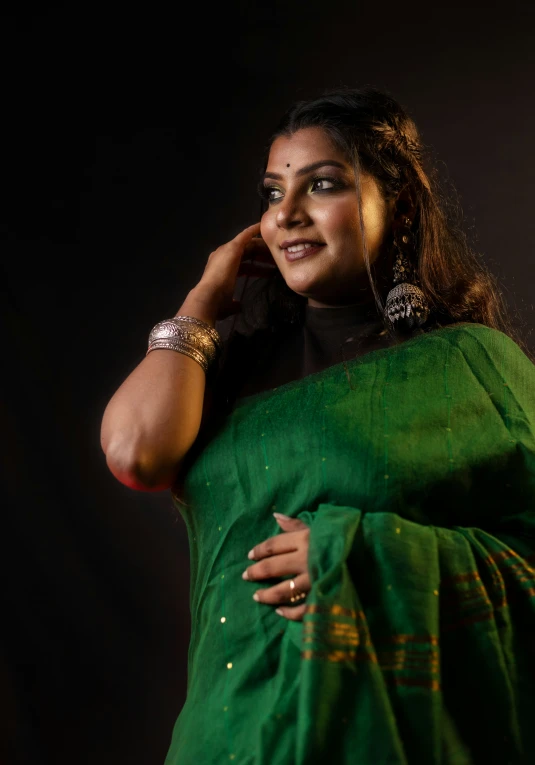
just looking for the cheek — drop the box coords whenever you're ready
[361,193,390,248]
[260,212,280,256]
[260,212,271,243]
[320,205,362,246]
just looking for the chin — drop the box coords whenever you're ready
[283,273,342,302]
[281,270,323,295]
[284,284,322,302]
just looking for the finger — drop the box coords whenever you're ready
[242,235,268,249]
[232,222,261,244]
[222,224,266,270]
[247,531,302,562]
[243,550,305,582]
[273,514,309,531]
[240,244,276,268]
[275,603,308,621]
[252,573,311,605]
[242,237,272,257]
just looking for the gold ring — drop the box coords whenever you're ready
[288,579,307,603]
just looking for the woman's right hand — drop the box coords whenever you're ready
[101,224,275,491]
[183,222,276,324]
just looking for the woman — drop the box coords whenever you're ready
[101,87,535,764]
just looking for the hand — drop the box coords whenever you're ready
[242,514,311,621]
[186,222,276,322]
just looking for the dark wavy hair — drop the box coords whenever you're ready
[175,85,531,501]
[233,84,527,354]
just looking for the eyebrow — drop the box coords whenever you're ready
[263,159,347,181]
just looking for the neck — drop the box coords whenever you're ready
[307,299,375,309]
[306,278,378,309]
[307,292,377,309]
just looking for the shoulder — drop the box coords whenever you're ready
[421,322,535,394]
[425,322,531,361]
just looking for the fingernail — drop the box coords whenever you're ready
[273,512,291,520]
[242,570,249,580]
[253,592,259,601]
[247,549,255,560]
[275,608,284,616]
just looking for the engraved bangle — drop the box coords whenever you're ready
[148,319,222,356]
[146,338,210,373]
[146,315,223,373]
[148,326,216,363]
[149,323,217,356]
[167,316,222,352]
[149,316,222,353]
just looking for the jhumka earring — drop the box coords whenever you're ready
[384,216,430,329]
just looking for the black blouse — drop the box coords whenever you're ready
[219,302,398,402]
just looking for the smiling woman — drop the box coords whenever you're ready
[258,130,391,306]
[100,86,535,764]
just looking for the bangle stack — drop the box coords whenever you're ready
[146,316,223,374]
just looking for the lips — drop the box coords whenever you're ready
[280,240,325,263]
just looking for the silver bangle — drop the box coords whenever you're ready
[167,316,222,353]
[149,316,222,350]
[146,338,210,373]
[149,318,222,352]
[148,323,217,358]
[146,315,223,373]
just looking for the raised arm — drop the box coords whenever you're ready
[100,222,265,492]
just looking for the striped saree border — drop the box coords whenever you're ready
[302,605,441,691]
[440,547,535,631]
[300,550,534,691]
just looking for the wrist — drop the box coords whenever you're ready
[177,288,220,327]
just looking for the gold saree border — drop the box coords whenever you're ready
[302,605,440,690]
[300,547,534,682]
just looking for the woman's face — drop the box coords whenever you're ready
[260,126,395,307]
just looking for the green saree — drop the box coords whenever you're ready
[164,323,535,764]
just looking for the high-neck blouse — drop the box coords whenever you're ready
[234,302,397,400]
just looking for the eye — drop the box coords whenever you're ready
[310,177,336,192]
[258,183,283,203]
[266,186,283,202]
[257,175,344,205]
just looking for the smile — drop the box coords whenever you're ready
[284,242,325,262]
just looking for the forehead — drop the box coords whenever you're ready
[266,126,349,171]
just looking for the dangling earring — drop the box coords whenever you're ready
[384,216,430,329]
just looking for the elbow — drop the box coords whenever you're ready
[103,436,181,493]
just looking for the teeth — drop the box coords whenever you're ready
[286,242,318,253]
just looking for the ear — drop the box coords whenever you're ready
[393,185,416,226]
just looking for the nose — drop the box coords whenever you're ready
[275,191,310,229]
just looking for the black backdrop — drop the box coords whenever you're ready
[2,2,534,763]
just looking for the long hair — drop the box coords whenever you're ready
[175,86,531,502]
[235,85,527,353]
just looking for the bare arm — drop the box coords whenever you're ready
[100,223,266,492]
[100,291,215,491]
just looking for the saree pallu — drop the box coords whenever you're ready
[164,324,535,765]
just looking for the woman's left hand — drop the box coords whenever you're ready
[242,514,311,621]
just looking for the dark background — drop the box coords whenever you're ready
[2,1,534,763]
